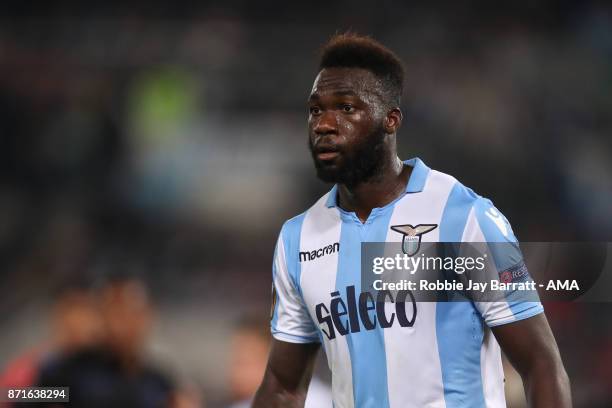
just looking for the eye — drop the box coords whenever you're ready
[309,106,321,115]
[341,104,354,113]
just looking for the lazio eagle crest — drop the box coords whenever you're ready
[390,224,438,256]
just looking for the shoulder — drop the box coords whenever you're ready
[441,172,517,242]
[428,167,516,240]
[140,365,175,394]
[429,169,481,206]
[424,168,482,226]
[446,175,517,242]
[428,167,505,216]
[279,190,334,245]
[37,348,106,385]
[470,195,518,242]
[281,211,308,238]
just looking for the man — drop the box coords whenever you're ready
[254,33,571,407]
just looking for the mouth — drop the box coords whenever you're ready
[314,145,340,161]
[317,151,340,161]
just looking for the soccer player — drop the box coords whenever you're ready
[253,34,571,408]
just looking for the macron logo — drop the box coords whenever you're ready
[299,243,340,262]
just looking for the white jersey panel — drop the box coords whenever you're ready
[299,194,354,408]
[382,169,457,408]
[271,229,319,343]
[480,328,506,408]
[462,207,517,327]
[461,209,507,406]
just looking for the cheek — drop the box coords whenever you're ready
[307,119,315,135]
[338,118,354,135]
[337,115,363,141]
[307,119,318,141]
[341,113,373,142]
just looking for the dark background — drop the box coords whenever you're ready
[1,1,611,406]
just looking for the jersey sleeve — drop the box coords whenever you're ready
[462,197,544,327]
[270,225,320,343]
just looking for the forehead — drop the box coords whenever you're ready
[309,67,381,99]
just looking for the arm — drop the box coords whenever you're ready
[492,313,571,407]
[252,339,320,408]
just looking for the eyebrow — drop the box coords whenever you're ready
[308,89,359,101]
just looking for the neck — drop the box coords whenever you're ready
[337,155,410,223]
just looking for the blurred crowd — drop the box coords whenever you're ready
[0,277,329,407]
[0,1,611,407]
[1,277,201,407]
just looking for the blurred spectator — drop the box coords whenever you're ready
[34,278,178,407]
[0,285,103,390]
[226,316,332,408]
[51,286,105,354]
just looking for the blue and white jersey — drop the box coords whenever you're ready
[271,157,543,408]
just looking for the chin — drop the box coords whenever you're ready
[315,171,339,183]
[315,165,342,183]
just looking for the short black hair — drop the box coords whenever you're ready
[319,33,404,106]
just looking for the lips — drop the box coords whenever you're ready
[314,145,340,161]
[317,151,340,160]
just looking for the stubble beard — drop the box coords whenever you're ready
[310,124,388,189]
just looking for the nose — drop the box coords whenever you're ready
[313,111,338,136]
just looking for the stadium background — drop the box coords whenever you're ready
[1,1,611,406]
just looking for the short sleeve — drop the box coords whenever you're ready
[270,226,320,343]
[463,198,544,327]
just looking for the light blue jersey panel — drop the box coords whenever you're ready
[335,202,397,408]
[437,182,487,407]
[471,199,544,323]
[271,212,321,343]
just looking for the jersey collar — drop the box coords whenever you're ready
[325,157,430,208]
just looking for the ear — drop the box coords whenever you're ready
[384,108,403,134]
